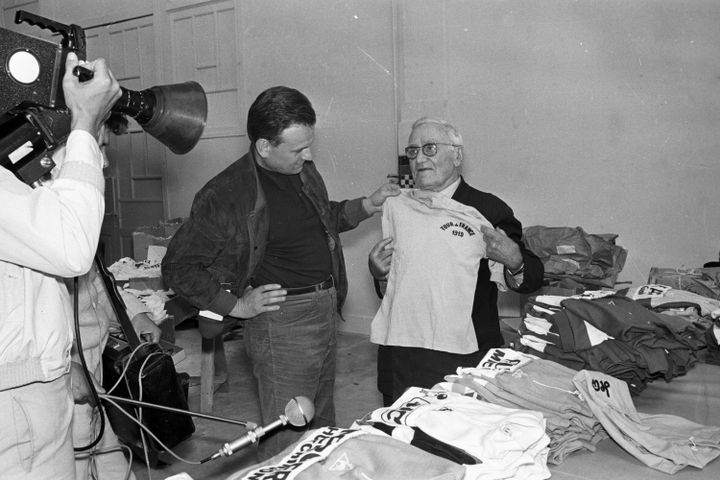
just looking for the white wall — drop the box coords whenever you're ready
[236,0,399,334]
[3,0,718,336]
[397,0,720,292]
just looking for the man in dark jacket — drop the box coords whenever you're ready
[162,86,398,458]
[368,117,543,406]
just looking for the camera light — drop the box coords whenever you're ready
[7,50,40,84]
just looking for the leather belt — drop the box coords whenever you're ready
[285,277,334,296]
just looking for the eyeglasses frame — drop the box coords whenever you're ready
[404,142,462,160]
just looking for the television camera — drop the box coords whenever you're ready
[0,10,208,186]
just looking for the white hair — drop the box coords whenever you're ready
[411,117,463,146]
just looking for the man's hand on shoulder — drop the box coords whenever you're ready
[71,361,101,406]
[363,183,401,215]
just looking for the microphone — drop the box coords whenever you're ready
[203,396,315,462]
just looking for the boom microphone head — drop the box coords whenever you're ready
[207,395,316,461]
[284,396,315,427]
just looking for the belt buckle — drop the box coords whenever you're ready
[286,276,333,296]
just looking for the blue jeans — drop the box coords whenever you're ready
[244,287,338,459]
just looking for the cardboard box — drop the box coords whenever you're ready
[131,217,185,262]
[132,232,171,262]
[126,276,165,291]
[647,266,720,300]
[135,217,185,238]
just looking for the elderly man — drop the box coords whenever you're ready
[369,117,543,406]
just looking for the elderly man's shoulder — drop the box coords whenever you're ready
[455,179,513,211]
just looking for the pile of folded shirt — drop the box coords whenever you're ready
[515,291,701,394]
[441,348,606,465]
[574,368,720,474]
[620,283,719,334]
[357,385,551,480]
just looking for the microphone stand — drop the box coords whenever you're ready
[102,394,315,465]
[201,415,290,463]
[198,396,313,463]
[101,393,257,428]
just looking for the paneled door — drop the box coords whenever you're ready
[86,16,168,264]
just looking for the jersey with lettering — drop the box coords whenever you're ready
[371,190,505,354]
[365,387,551,479]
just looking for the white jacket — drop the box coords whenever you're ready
[0,130,105,391]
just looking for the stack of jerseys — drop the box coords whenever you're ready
[441,348,607,465]
[704,322,720,365]
[620,283,720,330]
[647,266,720,301]
[515,291,701,394]
[522,225,627,289]
[574,369,720,474]
[357,386,551,480]
[621,283,720,365]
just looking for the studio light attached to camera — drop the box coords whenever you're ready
[0,10,208,186]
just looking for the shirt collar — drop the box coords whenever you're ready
[438,176,461,197]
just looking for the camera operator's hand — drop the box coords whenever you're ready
[130,312,162,344]
[71,361,102,407]
[63,52,121,139]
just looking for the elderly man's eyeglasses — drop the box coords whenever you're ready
[404,142,461,160]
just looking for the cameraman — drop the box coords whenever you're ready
[0,52,121,479]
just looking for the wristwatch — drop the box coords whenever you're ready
[508,262,525,276]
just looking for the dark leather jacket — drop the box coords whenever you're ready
[162,150,370,315]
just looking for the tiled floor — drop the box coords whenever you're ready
[131,325,382,480]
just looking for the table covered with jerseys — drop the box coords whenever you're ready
[225,286,720,480]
